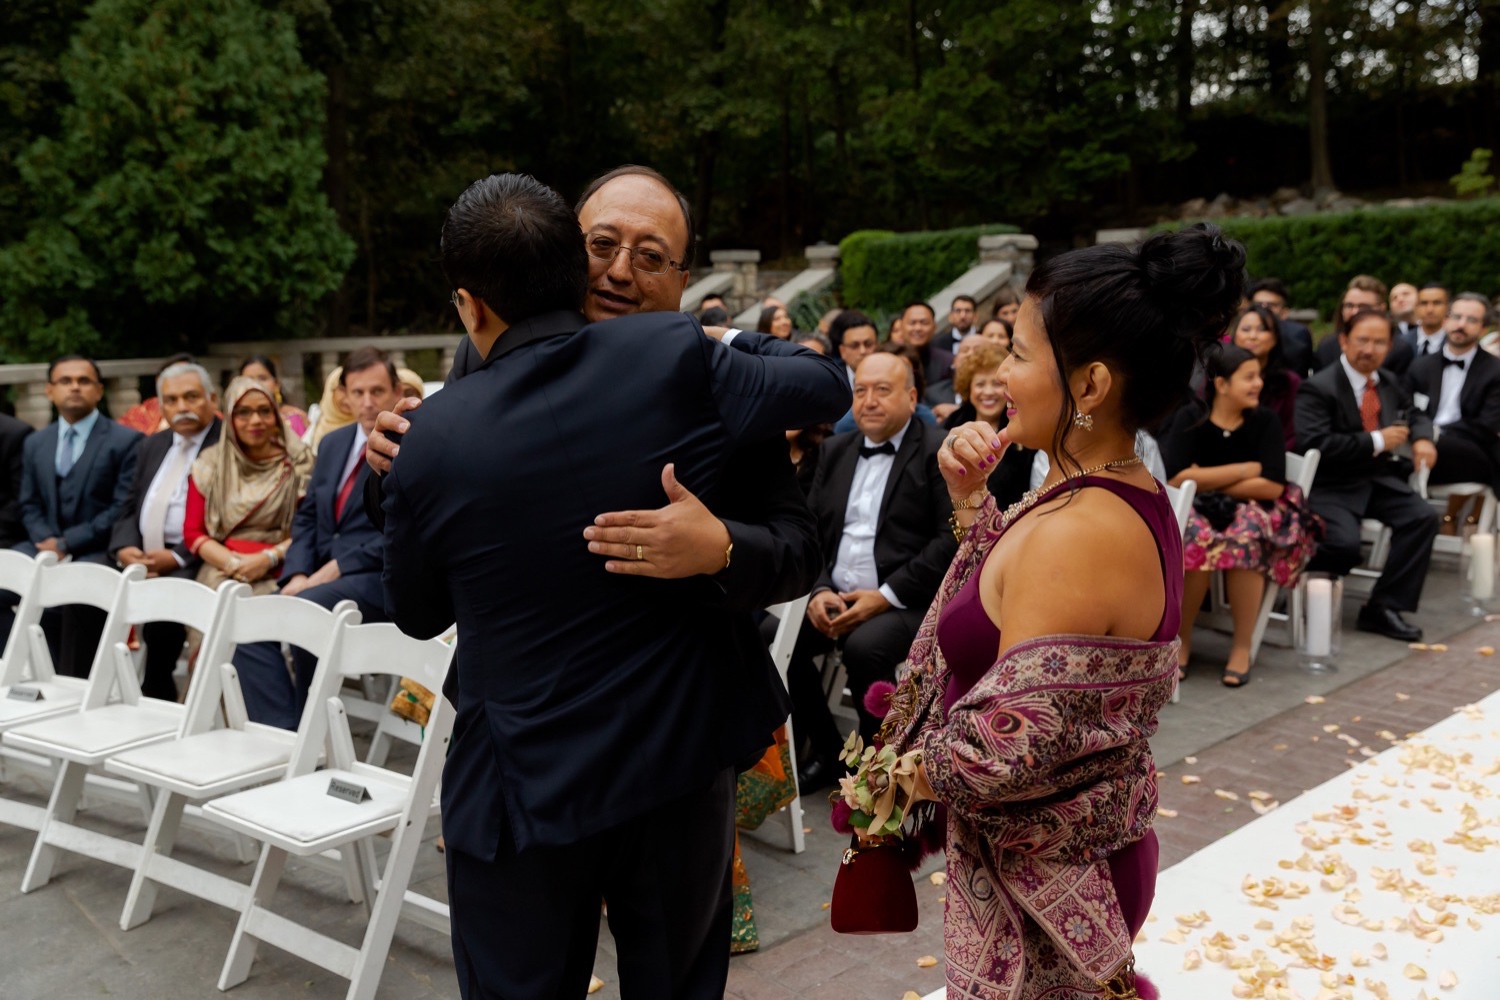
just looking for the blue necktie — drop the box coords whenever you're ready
[57,427,78,478]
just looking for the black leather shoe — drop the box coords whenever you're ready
[796,754,843,793]
[1355,605,1423,643]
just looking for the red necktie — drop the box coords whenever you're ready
[334,452,365,521]
[1360,380,1381,433]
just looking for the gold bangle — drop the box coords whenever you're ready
[722,541,733,571]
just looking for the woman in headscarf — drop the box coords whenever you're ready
[305,366,355,452]
[396,367,426,401]
[238,354,311,439]
[182,377,314,727]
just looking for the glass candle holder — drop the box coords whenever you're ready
[1293,572,1342,673]
[1459,531,1497,617]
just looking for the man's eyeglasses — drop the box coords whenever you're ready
[50,376,99,389]
[583,233,686,276]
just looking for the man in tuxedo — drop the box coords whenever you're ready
[830,309,878,388]
[15,355,141,675]
[1313,276,1415,375]
[1249,278,1314,375]
[944,294,978,352]
[1407,293,1500,492]
[1296,309,1439,642]
[779,351,956,789]
[1407,283,1451,358]
[382,173,848,999]
[900,301,954,386]
[273,346,395,709]
[109,362,221,700]
[1390,281,1419,336]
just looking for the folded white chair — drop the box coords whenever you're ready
[204,621,454,1000]
[744,593,811,854]
[0,556,129,834]
[3,572,237,893]
[106,596,360,930]
[1164,481,1197,704]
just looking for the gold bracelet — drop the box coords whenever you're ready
[948,512,966,544]
[722,541,733,571]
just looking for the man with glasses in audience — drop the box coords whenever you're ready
[14,355,142,675]
[109,361,221,700]
[1313,275,1415,375]
[1410,293,1500,498]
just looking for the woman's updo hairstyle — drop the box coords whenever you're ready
[1025,222,1246,467]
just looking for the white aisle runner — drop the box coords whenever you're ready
[924,691,1500,1000]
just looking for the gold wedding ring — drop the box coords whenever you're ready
[635,544,643,561]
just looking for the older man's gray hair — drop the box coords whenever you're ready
[156,362,215,399]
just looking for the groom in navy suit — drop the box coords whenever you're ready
[383,173,849,1000]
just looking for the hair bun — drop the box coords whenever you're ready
[1137,222,1247,355]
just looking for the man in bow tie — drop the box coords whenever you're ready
[1407,292,1500,494]
[774,351,956,790]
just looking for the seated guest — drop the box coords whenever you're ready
[944,294,979,352]
[1406,283,1451,358]
[755,304,794,339]
[1249,278,1314,375]
[305,366,354,452]
[271,347,396,709]
[239,354,310,438]
[1314,275,1415,374]
[1231,304,1302,450]
[1297,309,1438,642]
[698,305,731,328]
[992,285,1021,325]
[900,301,953,385]
[1407,293,1500,499]
[117,353,195,434]
[109,362,222,700]
[978,317,1012,353]
[774,352,956,790]
[829,310,878,387]
[832,344,938,432]
[697,293,726,316]
[926,333,986,420]
[792,330,833,357]
[942,341,1031,510]
[396,367,426,401]
[1389,282,1419,338]
[887,314,905,345]
[16,355,142,676]
[183,377,313,727]
[1163,345,1318,687]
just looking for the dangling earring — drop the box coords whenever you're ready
[1073,411,1094,432]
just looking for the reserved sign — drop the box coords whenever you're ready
[327,777,371,804]
[6,685,42,702]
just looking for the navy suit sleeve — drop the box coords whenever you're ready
[706,330,850,442]
[381,464,453,640]
[282,459,324,579]
[19,434,52,545]
[710,438,820,611]
[805,440,840,596]
[62,429,140,555]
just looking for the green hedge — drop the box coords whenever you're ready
[1180,199,1500,321]
[839,223,1020,317]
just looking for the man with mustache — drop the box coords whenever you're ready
[110,361,222,700]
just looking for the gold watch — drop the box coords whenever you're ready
[951,489,990,510]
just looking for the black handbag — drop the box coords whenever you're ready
[1192,492,1239,532]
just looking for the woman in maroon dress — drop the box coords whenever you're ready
[874,224,1246,999]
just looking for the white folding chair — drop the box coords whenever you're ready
[204,622,455,1000]
[1411,462,1496,556]
[1163,481,1196,703]
[106,595,360,930]
[743,594,811,855]
[0,549,58,686]
[3,571,236,893]
[1198,449,1321,667]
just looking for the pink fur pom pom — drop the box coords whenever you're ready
[1134,972,1159,1000]
[830,799,854,834]
[863,680,896,719]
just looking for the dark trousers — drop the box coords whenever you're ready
[230,640,298,729]
[288,574,387,710]
[1307,480,1440,612]
[446,768,735,1000]
[768,603,927,759]
[1428,427,1500,491]
[139,621,186,701]
[40,605,108,678]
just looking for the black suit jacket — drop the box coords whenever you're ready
[1405,348,1500,466]
[109,419,223,565]
[283,422,382,606]
[0,414,35,550]
[1295,362,1432,496]
[807,421,957,611]
[1315,329,1415,376]
[383,311,849,856]
[16,416,142,561]
[1279,319,1315,376]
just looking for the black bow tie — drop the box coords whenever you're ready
[859,442,897,459]
[1444,356,1468,371]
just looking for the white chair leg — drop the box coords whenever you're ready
[365,725,392,768]
[346,822,431,1000]
[21,759,89,893]
[231,832,258,865]
[120,790,188,930]
[217,845,289,991]
[1247,583,1281,667]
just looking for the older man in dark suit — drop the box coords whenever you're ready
[109,362,221,699]
[1296,310,1439,642]
[383,173,848,1000]
[779,350,957,790]
[16,355,141,675]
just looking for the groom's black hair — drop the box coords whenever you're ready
[441,173,588,325]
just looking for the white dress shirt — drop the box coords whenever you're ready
[1339,353,1386,455]
[1434,346,1475,429]
[140,424,213,564]
[1414,328,1446,358]
[832,421,911,609]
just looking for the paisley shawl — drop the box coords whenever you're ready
[881,492,1178,999]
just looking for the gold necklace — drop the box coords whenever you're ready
[1001,455,1144,526]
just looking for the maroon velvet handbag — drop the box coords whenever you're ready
[829,836,919,934]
